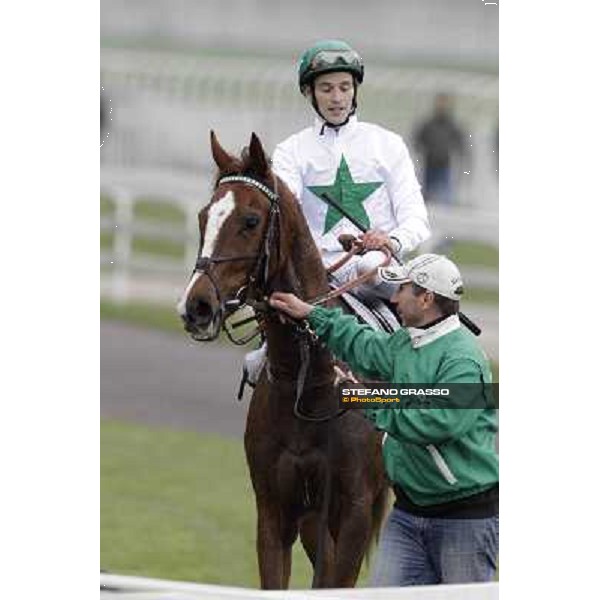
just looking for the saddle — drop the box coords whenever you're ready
[330,278,401,334]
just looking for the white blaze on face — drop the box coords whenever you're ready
[201,191,236,258]
[176,191,236,317]
[176,271,201,316]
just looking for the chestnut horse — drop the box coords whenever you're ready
[178,132,388,589]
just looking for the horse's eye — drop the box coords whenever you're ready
[244,214,260,229]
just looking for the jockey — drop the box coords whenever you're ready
[273,39,430,287]
[244,40,431,384]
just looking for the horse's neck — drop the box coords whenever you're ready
[286,212,330,301]
[264,200,332,379]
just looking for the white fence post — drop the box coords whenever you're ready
[112,188,133,302]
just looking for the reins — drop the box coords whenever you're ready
[198,173,390,422]
[311,245,392,306]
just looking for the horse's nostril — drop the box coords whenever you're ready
[192,299,214,325]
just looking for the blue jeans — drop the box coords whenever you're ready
[370,507,499,586]
[424,166,453,205]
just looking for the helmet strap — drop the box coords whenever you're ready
[309,78,358,134]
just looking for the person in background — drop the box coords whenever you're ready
[414,93,467,206]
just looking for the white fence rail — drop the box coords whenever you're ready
[100,168,498,304]
[100,573,499,600]
[101,48,498,210]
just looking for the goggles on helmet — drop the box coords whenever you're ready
[310,49,362,72]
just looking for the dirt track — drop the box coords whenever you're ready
[101,321,250,437]
[101,317,499,440]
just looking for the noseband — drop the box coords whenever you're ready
[190,174,280,340]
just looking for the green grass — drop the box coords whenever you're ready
[101,195,115,216]
[100,235,185,260]
[102,420,498,586]
[100,231,185,260]
[133,199,186,225]
[101,421,262,585]
[449,241,498,270]
[462,287,498,305]
[101,231,114,250]
[132,237,185,260]
[101,300,182,335]
[101,420,371,587]
[101,197,186,225]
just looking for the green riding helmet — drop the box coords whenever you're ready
[297,40,364,91]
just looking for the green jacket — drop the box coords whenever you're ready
[308,307,498,507]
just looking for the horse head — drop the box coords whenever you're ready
[178,131,287,341]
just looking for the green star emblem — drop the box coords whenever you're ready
[307,155,383,235]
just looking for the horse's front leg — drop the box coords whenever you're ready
[256,500,293,589]
[332,500,373,587]
[299,512,335,587]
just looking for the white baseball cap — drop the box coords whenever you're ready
[378,254,464,301]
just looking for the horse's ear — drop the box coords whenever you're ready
[248,132,269,177]
[210,130,235,170]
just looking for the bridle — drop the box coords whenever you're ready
[190,172,348,423]
[189,174,281,342]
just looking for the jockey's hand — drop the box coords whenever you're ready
[269,292,313,320]
[359,229,395,252]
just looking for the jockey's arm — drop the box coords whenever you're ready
[383,135,431,254]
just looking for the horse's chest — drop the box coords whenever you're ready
[275,445,326,511]
[278,425,323,457]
